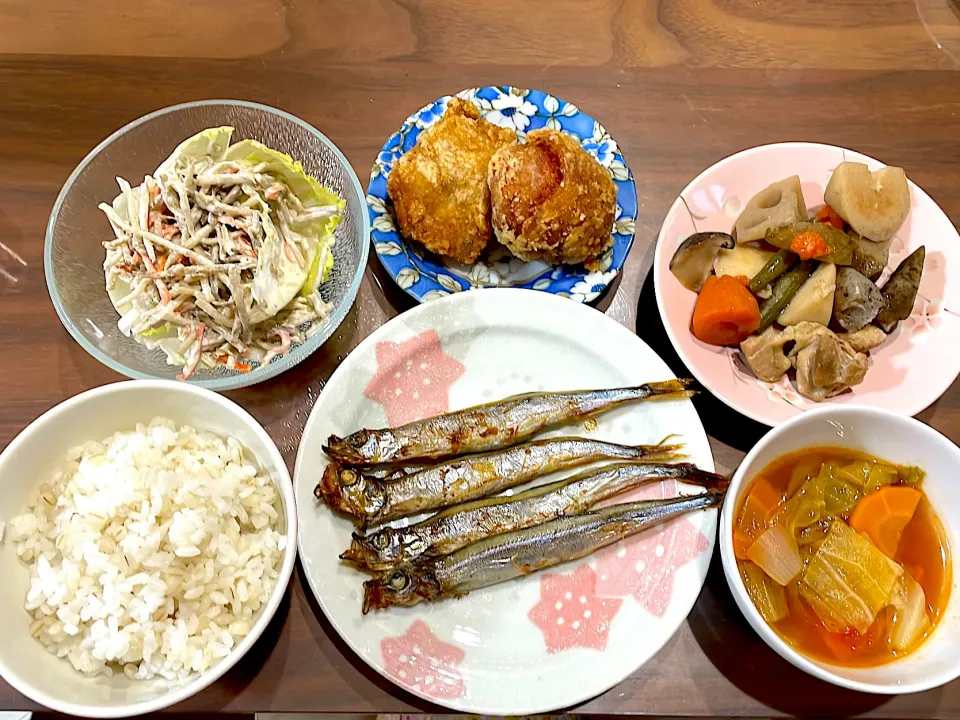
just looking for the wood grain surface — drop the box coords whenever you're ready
[1,0,959,715]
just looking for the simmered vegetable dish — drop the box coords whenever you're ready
[734,448,951,666]
[670,162,926,402]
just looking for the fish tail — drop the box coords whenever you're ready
[609,444,683,463]
[617,435,685,459]
[703,488,727,507]
[673,464,730,490]
[642,488,725,522]
[644,487,725,519]
[640,378,697,401]
[684,488,726,509]
[636,442,685,461]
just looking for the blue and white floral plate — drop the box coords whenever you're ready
[366,86,637,304]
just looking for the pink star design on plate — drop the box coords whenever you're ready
[364,329,466,425]
[528,564,623,654]
[381,619,466,700]
[594,479,710,617]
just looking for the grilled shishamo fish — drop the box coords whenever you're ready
[362,490,725,612]
[317,436,684,526]
[342,462,727,572]
[363,465,423,481]
[325,380,695,465]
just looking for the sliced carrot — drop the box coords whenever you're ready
[215,353,252,373]
[849,486,922,558]
[815,204,846,230]
[733,532,752,560]
[789,230,830,260]
[691,274,761,347]
[748,475,784,518]
[822,629,858,662]
[822,617,885,661]
[734,474,784,559]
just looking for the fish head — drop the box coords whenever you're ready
[325,430,399,465]
[362,565,441,613]
[341,527,424,572]
[315,463,386,520]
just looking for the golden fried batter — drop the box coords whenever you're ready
[488,128,617,268]
[387,99,516,264]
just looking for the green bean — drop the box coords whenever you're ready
[748,250,797,294]
[765,222,854,265]
[757,261,813,332]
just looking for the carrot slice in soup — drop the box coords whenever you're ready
[849,486,922,558]
[734,475,784,559]
[691,274,761,347]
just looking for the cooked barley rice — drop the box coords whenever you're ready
[8,418,286,680]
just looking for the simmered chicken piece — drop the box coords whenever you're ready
[788,323,868,401]
[740,322,869,400]
[843,325,887,353]
[740,327,793,383]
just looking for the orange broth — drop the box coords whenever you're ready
[735,447,952,667]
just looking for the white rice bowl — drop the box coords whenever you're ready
[0,381,296,718]
[9,418,285,681]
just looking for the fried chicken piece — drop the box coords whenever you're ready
[487,128,617,268]
[387,99,516,264]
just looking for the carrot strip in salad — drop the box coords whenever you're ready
[141,254,171,305]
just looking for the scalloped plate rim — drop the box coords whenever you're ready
[653,141,960,427]
[366,86,638,304]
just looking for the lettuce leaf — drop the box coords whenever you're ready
[301,243,336,298]
[222,139,343,313]
[224,139,342,210]
[155,126,234,177]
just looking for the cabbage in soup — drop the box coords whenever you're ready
[734,447,951,666]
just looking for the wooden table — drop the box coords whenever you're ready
[2,0,960,715]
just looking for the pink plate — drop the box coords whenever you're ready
[653,142,960,427]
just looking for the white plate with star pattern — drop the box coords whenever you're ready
[294,289,717,714]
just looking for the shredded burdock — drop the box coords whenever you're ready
[100,127,343,379]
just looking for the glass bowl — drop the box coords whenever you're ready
[45,100,369,390]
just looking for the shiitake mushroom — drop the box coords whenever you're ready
[669,231,735,292]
